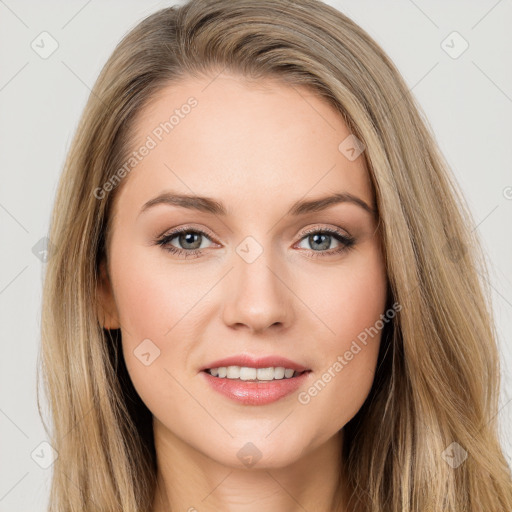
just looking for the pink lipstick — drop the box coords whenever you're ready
[200,354,312,406]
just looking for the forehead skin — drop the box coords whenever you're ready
[108,73,375,238]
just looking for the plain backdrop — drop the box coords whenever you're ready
[0,1,511,510]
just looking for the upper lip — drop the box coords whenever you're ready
[200,354,310,372]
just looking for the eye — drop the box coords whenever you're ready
[154,225,356,259]
[155,227,216,259]
[295,227,355,258]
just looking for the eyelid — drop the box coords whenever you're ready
[157,224,219,244]
[298,224,351,239]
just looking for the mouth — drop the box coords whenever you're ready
[200,354,310,375]
[199,365,312,406]
[202,366,311,382]
[200,355,313,405]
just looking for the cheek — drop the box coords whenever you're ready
[108,242,221,413]
[107,246,185,397]
[299,240,387,349]
[109,243,204,340]
[295,244,387,424]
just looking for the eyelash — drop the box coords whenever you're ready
[154,225,356,260]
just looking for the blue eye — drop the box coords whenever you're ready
[296,228,355,257]
[155,228,214,259]
[155,226,356,259]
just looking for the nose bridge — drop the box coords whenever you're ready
[222,235,292,332]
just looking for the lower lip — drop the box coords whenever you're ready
[201,370,311,405]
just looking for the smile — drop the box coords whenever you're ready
[201,367,312,405]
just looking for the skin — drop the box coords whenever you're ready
[98,72,388,512]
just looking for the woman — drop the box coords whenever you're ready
[38,0,512,510]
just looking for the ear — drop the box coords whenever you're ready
[97,259,121,330]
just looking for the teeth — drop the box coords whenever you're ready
[207,365,301,380]
[239,367,257,380]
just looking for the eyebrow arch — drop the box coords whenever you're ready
[139,191,376,217]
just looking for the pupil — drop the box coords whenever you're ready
[180,232,201,249]
[310,233,330,251]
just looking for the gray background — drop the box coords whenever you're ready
[0,0,511,510]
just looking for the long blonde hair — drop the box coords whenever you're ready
[38,0,512,510]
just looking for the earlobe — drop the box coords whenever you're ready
[97,260,121,330]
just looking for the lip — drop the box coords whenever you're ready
[201,370,311,405]
[200,354,310,372]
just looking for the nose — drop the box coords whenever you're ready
[222,246,293,334]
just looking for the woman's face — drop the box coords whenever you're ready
[99,73,388,469]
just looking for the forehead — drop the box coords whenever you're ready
[114,73,373,218]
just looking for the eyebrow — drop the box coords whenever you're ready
[139,191,376,217]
